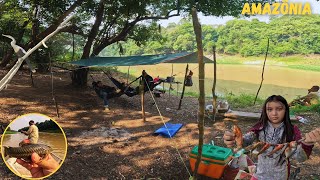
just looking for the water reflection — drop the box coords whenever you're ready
[2,132,66,160]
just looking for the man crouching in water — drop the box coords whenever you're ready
[20,120,39,146]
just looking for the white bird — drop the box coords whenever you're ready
[2,34,36,73]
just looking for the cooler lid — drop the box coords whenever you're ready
[191,144,233,161]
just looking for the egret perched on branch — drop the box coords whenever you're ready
[2,34,36,73]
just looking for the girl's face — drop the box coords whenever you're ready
[266,101,286,127]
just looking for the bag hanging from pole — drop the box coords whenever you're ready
[185,75,193,86]
[166,76,175,83]
[185,70,193,86]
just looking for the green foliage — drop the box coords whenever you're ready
[2,0,319,66]
[102,15,320,58]
[18,120,61,132]
[225,92,264,108]
[287,65,320,72]
[4,131,17,134]
[182,91,199,97]
[290,104,320,114]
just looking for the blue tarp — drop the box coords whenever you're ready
[154,123,183,138]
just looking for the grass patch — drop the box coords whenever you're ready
[183,91,199,97]
[4,131,19,134]
[290,104,320,114]
[287,65,320,72]
[208,54,320,72]
[225,92,264,108]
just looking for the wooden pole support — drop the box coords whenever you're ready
[178,64,189,110]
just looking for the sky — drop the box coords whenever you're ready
[9,113,51,131]
[159,0,320,27]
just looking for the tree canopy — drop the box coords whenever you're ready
[0,0,265,69]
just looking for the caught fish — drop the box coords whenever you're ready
[233,124,243,151]
[4,144,52,161]
[267,144,285,157]
[257,143,271,156]
[244,141,264,152]
[282,141,297,158]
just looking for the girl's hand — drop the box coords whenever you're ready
[223,131,235,148]
[303,128,320,145]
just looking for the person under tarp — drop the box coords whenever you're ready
[92,81,124,111]
[105,70,164,97]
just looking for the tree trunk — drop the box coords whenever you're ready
[0,20,29,67]
[26,0,84,49]
[81,0,105,59]
[0,50,14,67]
[191,7,205,179]
[75,0,104,87]
[70,67,89,87]
[212,46,217,116]
[32,6,44,72]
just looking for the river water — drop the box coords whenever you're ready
[118,64,320,101]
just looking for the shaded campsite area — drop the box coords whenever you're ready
[1,69,320,179]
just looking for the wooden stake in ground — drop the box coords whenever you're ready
[169,64,174,97]
[140,73,146,121]
[212,46,217,119]
[178,64,189,110]
[191,7,205,179]
[49,52,60,118]
[30,71,35,87]
[254,38,269,105]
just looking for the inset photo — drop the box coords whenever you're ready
[1,113,67,179]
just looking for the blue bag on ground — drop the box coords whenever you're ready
[154,123,183,138]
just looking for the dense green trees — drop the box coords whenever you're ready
[1,1,319,69]
[102,15,320,57]
[0,0,250,67]
[19,120,60,132]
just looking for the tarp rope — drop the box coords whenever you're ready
[143,77,192,177]
[49,52,60,118]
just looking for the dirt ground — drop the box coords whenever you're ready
[0,69,320,180]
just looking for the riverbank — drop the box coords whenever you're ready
[211,54,320,72]
[0,69,319,179]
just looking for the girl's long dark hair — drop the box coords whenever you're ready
[252,95,294,142]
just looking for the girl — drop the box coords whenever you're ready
[223,95,320,180]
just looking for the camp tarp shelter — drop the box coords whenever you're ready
[69,52,212,67]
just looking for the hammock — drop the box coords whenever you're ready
[92,81,125,99]
[106,75,139,97]
[105,72,163,97]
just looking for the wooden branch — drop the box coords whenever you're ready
[0,15,74,91]
[82,0,105,59]
[212,46,217,120]
[191,7,205,180]
[28,0,84,47]
[178,64,189,110]
[60,25,85,37]
[91,9,180,56]
[139,10,180,20]
[49,52,60,118]
[254,38,270,105]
